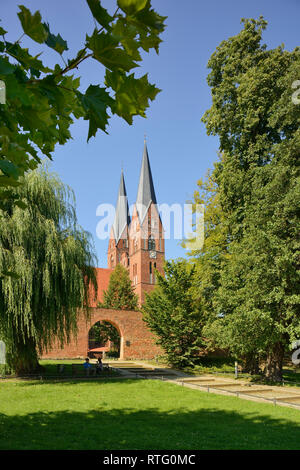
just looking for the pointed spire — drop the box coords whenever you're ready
[112,170,130,244]
[136,140,157,224]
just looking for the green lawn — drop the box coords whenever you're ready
[1,376,300,450]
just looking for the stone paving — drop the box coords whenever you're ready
[176,374,300,409]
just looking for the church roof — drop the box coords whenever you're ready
[112,170,130,244]
[136,140,157,224]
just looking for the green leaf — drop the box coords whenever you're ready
[0,56,15,75]
[76,85,113,140]
[43,23,68,54]
[43,24,68,54]
[86,0,113,30]
[17,5,48,44]
[117,0,148,15]
[0,176,22,187]
[4,72,33,106]
[35,75,65,113]
[0,160,19,179]
[112,18,141,60]
[134,4,166,33]
[4,41,51,75]
[105,70,160,124]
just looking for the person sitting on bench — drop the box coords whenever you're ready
[83,357,95,376]
[95,356,103,375]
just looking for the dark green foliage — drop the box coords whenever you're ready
[0,0,166,207]
[142,260,205,368]
[194,17,300,381]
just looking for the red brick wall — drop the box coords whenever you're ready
[42,307,163,360]
[129,203,165,305]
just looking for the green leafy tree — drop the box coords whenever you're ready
[0,0,166,208]
[100,263,139,310]
[183,166,229,311]
[143,260,205,368]
[0,166,98,374]
[200,17,300,381]
[183,167,229,334]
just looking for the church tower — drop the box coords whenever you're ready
[107,170,130,270]
[129,140,165,304]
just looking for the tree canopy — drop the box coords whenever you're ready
[189,17,300,381]
[143,260,205,368]
[0,0,166,208]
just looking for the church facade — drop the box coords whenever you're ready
[107,140,165,304]
[42,142,164,360]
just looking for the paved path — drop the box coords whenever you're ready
[176,374,300,410]
[107,360,300,410]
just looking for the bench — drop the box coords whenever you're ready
[55,362,111,377]
[57,364,65,374]
[55,363,79,376]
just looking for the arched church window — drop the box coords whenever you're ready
[148,236,155,251]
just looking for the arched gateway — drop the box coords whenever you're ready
[43,308,162,360]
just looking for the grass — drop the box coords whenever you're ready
[1,374,300,450]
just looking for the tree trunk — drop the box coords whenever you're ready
[6,336,42,375]
[264,342,285,382]
[243,353,260,375]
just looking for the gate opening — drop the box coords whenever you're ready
[88,321,121,359]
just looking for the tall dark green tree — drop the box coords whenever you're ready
[101,263,139,310]
[200,17,300,381]
[0,167,98,374]
[143,260,205,368]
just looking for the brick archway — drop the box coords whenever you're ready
[88,318,122,358]
[43,308,162,360]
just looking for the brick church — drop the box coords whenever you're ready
[43,141,165,360]
[106,139,165,304]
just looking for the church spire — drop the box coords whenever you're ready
[136,140,157,224]
[112,170,130,244]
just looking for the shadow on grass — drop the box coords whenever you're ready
[2,377,140,387]
[1,398,300,450]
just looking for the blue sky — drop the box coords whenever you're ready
[2,0,299,267]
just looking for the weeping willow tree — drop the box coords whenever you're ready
[0,167,98,374]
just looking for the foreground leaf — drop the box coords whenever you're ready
[17,6,48,43]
